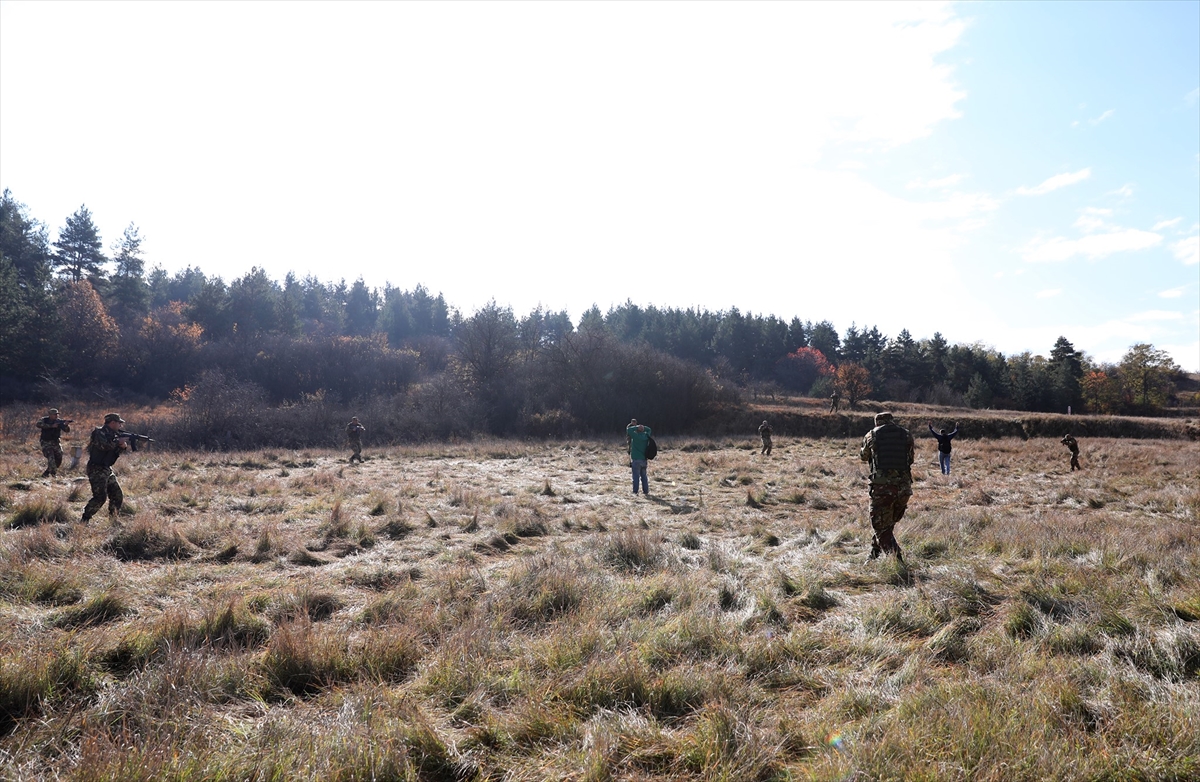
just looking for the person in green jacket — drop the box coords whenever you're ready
[626,420,652,495]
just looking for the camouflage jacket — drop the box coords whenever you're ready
[86,426,124,472]
[37,417,70,442]
[860,423,915,486]
[346,423,365,442]
[758,423,772,438]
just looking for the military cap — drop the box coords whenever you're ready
[104,413,125,424]
[874,412,894,425]
[49,408,59,415]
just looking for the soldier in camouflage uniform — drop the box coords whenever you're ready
[81,413,129,522]
[36,408,71,477]
[1061,434,1080,471]
[860,411,915,562]
[758,420,773,455]
[829,391,840,413]
[346,417,366,463]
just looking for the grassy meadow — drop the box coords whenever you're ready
[1,429,1198,780]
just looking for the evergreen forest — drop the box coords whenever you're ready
[1,190,1190,440]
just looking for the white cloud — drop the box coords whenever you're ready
[1108,184,1135,199]
[1152,217,1182,231]
[1089,109,1114,125]
[1171,235,1199,266]
[1155,340,1200,373]
[1074,207,1113,232]
[1159,286,1187,299]
[1186,87,1199,107]
[1022,228,1163,263]
[1036,289,1062,298]
[1016,168,1091,196]
[993,313,1198,372]
[1073,214,1107,233]
[1124,310,1184,323]
[907,173,965,189]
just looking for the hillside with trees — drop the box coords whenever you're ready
[1,189,1193,441]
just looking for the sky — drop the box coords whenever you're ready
[2,1,1197,370]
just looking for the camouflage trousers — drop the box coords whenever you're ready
[868,482,911,558]
[1069,451,1080,471]
[82,467,123,521]
[760,435,772,455]
[349,440,363,463]
[41,442,63,475]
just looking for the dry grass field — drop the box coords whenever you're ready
[1,431,1198,780]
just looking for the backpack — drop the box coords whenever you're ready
[645,436,658,460]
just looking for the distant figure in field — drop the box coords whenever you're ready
[928,421,958,475]
[829,391,840,413]
[346,417,366,463]
[860,412,915,562]
[1061,433,1080,471]
[36,407,71,477]
[758,420,773,455]
[626,420,653,495]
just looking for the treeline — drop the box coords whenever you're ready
[0,190,1190,441]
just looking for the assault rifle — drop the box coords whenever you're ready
[117,431,155,451]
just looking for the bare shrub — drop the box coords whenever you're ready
[495,556,586,627]
[51,589,133,629]
[6,500,71,529]
[259,619,349,697]
[1,525,69,562]
[106,518,198,561]
[599,527,664,574]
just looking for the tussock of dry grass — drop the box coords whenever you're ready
[0,434,1197,779]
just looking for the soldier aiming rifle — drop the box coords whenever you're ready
[80,413,151,523]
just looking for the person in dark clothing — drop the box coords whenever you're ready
[1061,434,1080,471]
[36,408,71,477]
[860,412,915,562]
[758,420,773,455]
[626,421,652,495]
[928,421,958,475]
[81,413,129,522]
[346,417,366,463]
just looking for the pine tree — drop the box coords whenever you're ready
[52,205,107,282]
[0,192,65,385]
[1047,336,1083,412]
[1,189,53,287]
[107,223,150,329]
[344,278,378,336]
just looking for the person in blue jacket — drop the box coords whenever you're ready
[626,419,652,495]
[928,421,958,475]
